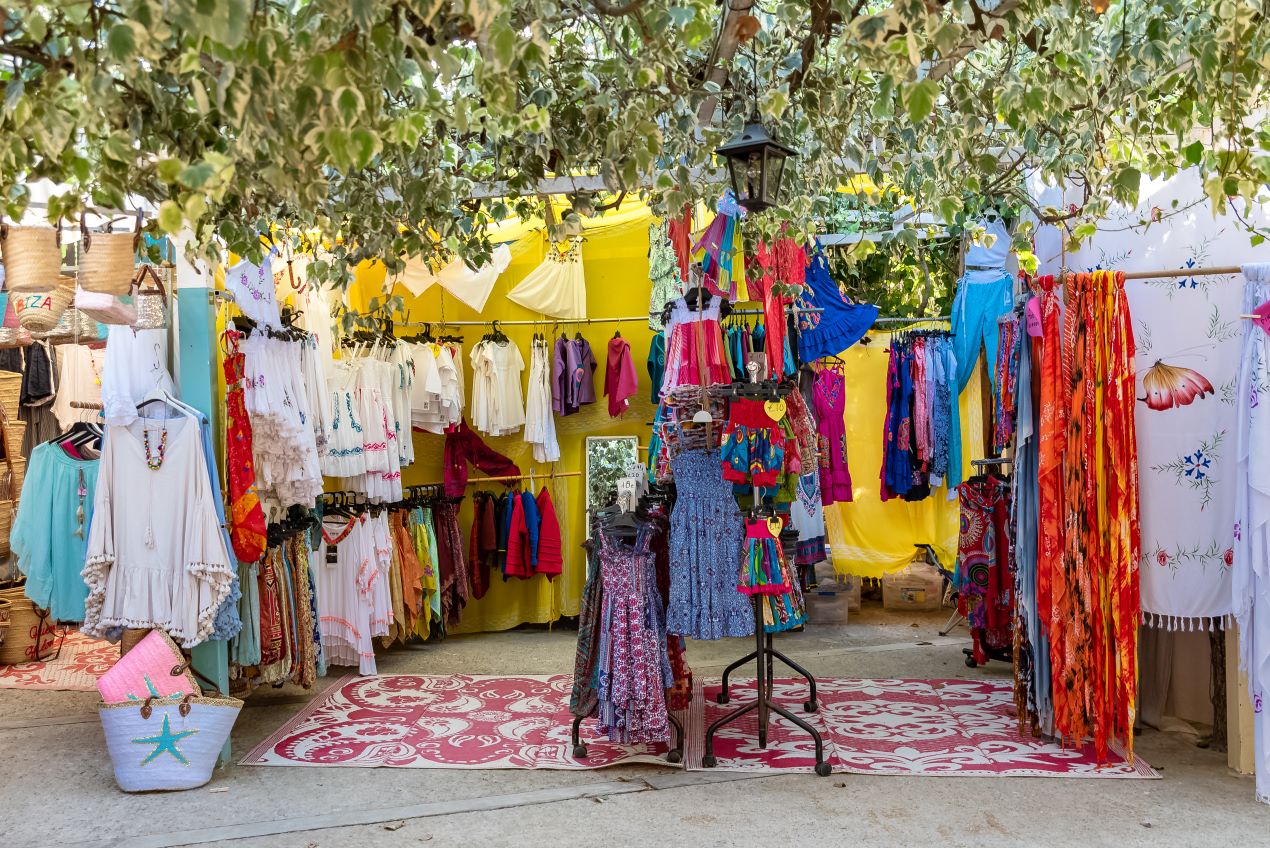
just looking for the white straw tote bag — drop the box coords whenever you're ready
[0,225,60,293]
[99,691,243,792]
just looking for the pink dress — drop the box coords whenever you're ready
[661,296,729,394]
[814,366,853,505]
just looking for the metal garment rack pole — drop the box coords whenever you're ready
[412,470,583,487]
[874,314,951,325]
[701,365,831,777]
[872,266,1248,329]
[390,307,824,329]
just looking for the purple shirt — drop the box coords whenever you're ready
[569,338,597,409]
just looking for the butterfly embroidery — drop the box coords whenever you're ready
[1140,360,1214,411]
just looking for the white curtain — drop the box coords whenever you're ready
[1233,261,1270,804]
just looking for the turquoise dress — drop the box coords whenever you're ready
[13,442,99,622]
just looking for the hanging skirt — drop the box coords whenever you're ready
[738,517,791,596]
[760,553,806,633]
[720,399,785,486]
[662,319,730,393]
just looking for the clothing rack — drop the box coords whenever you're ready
[971,457,1012,468]
[69,401,104,411]
[412,470,584,487]
[400,316,641,327]
[873,314,950,325]
[393,306,823,329]
[702,365,832,777]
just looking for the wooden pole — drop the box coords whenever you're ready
[1058,264,1245,282]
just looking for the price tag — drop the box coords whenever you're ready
[325,546,339,566]
[766,516,784,538]
[764,398,787,422]
[1025,298,1043,337]
[616,477,639,512]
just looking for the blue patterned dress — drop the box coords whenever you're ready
[666,448,753,640]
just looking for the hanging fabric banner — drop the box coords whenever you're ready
[1070,175,1269,627]
[1232,262,1270,806]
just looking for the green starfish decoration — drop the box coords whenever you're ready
[132,714,197,767]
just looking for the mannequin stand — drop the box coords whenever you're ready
[702,597,831,776]
[570,709,685,765]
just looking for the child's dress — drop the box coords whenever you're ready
[660,295,730,395]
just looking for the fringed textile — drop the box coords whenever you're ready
[1050,270,1140,761]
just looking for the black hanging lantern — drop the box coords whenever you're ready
[715,119,796,214]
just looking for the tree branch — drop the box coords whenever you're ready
[588,0,646,16]
[0,42,70,70]
[787,0,849,96]
[696,0,756,123]
[926,0,1021,81]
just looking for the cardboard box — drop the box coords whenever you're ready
[881,562,944,612]
[804,562,861,624]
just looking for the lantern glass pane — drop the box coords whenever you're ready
[745,151,763,203]
[726,156,742,201]
[767,153,787,206]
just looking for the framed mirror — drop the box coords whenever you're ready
[585,435,640,518]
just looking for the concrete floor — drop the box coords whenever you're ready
[0,602,1263,848]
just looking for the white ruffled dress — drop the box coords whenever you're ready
[81,413,234,647]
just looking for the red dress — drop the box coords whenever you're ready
[223,332,267,564]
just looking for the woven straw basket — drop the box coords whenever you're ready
[0,412,26,499]
[0,407,18,557]
[0,588,58,665]
[0,225,60,293]
[13,275,74,332]
[78,230,137,295]
[0,597,10,646]
[0,371,19,421]
[0,296,31,349]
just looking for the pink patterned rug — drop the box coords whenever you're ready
[0,630,117,691]
[242,674,1157,778]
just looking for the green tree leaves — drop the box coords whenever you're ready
[0,0,1264,284]
[904,79,939,125]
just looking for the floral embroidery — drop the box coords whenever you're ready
[344,395,363,433]
[1151,429,1225,509]
[1142,539,1228,575]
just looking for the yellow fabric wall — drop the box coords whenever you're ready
[351,203,661,633]
[823,329,987,579]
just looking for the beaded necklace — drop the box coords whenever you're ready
[143,424,168,470]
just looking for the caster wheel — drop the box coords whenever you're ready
[804,700,818,713]
[716,693,730,705]
[964,656,977,669]
[666,750,682,764]
[572,744,588,759]
[814,762,833,777]
[701,754,717,768]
